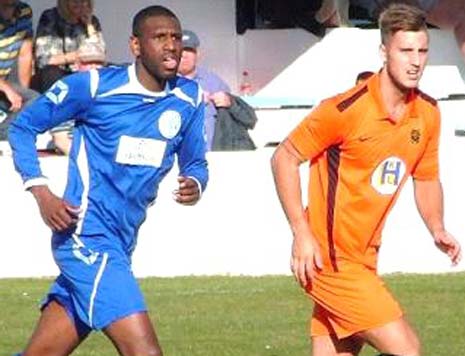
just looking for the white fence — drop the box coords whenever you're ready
[1,100,464,279]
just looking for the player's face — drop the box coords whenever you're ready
[130,15,182,91]
[381,30,429,92]
[178,48,198,77]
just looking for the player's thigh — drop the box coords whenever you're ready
[312,334,364,356]
[356,316,420,356]
[103,311,162,356]
[22,300,89,356]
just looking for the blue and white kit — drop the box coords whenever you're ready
[9,64,208,331]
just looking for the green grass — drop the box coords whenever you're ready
[1,273,464,355]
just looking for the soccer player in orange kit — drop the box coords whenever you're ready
[271,2,461,356]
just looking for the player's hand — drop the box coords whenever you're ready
[209,91,232,108]
[173,176,200,206]
[30,185,80,232]
[291,225,323,288]
[433,230,462,265]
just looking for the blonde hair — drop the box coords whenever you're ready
[379,2,427,44]
[57,0,94,23]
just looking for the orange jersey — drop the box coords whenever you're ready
[288,72,440,271]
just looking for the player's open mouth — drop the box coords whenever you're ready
[163,56,178,70]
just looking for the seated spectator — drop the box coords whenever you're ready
[33,0,106,93]
[178,30,257,151]
[33,0,106,154]
[0,0,39,141]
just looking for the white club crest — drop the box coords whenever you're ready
[158,110,181,139]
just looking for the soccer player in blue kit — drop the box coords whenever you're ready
[9,5,207,356]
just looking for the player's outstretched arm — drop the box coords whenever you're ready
[413,179,462,265]
[271,139,322,288]
[30,185,80,232]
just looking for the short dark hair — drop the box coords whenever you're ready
[378,2,427,44]
[132,5,179,37]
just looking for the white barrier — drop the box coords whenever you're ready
[1,100,464,278]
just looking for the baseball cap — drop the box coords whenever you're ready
[182,30,200,49]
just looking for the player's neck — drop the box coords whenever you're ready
[380,71,412,122]
[135,61,165,92]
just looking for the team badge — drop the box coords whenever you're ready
[371,156,406,195]
[158,110,181,139]
[45,80,69,104]
[410,129,421,144]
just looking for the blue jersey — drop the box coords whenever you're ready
[9,64,208,255]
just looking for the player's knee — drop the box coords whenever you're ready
[122,347,163,356]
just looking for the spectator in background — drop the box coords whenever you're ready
[178,29,257,151]
[34,0,106,154]
[0,0,38,141]
[33,0,106,93]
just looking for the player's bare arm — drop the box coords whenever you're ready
[173,176,201,205]
[271,139,322,287]
[413,179,462,264]
[30,185,80,232]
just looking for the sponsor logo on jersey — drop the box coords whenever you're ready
[116,135,167,167]
[371,156,406,195]
[45,80,69,104]
[158,110,181,139]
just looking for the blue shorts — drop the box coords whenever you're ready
[41,233,146,333]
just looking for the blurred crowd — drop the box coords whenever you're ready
[0,0,464,154]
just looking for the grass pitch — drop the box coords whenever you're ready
[1,273,463,355]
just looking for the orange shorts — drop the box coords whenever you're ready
[307,262,403,339]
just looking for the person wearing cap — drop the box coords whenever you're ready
[178,29,257,151]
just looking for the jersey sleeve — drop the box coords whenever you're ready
[287,99,347,160]
[412,109,440,180]
[177,100,209,192]
[8,71,93,187]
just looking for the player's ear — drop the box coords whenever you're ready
[130,35,141,57]
[379,43,387,64]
